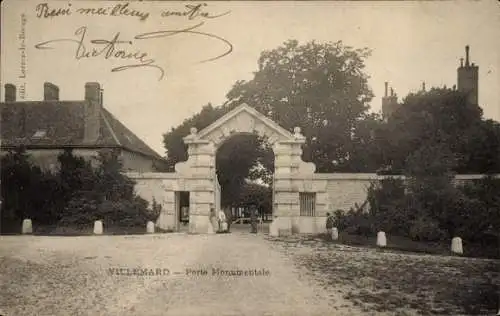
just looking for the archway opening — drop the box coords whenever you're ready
[215,133,274,232]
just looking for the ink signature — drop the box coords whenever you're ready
[34,23,233,81]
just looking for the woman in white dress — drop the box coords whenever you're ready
[218,209,227,232]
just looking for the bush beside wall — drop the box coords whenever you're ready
[1,147,160,235]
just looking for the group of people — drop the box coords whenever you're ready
[210,208,230,233]
[209,205,260,234]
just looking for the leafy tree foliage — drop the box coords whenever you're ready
[350,140,500,245]
[1,148,159,234]
[216,134,273,207]
[59,150,159,229]
[378,87,499,174]
[226,39,374,172]
[163,103,230,169]
[0,147,59,232]
[163,39,375,206]
[235,182,272,214]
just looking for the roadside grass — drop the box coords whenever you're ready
[319,232,499,260]
[28,224,174,236]
[269,234,500,315]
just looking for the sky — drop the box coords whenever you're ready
[1,0,499,156]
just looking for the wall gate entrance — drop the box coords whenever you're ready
[130,103,330,236]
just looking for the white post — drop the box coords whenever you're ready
[331,227,339,241]
[146,221,155,234]
[451,236,463,255]
[22,219,32,234]
[93,220,103,235]
[376,231,387,247]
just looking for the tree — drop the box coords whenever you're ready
[162,39,376,206]
[163,103,230,169]
[0,147,66,232]
[215,134,273,207]
[458,119,500,173]
[236,182,272,215]
[379,87,491,173]
[226,39,374,172]
[59,149,158,230]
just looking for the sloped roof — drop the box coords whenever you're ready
[100,108,162,159]
[194,103,296,141]
[0,101,162,160]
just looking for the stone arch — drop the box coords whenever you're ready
[173,103,316,234]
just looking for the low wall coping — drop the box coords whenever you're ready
[125,172,215,180]
[126,172,499,181]
[275,173,499,181]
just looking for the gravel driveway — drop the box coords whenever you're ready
[0,233,360,316]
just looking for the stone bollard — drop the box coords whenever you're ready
[376,231,387,247]
[93,220,103,235]
[451,236,463,255]
[331,227,339,241]
[22,219,32,234]
[146,221,155,234]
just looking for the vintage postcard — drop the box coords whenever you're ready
[1,0,499,315]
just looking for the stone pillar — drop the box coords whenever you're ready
[271,128,318,236]
[181,129,217,234]
[272,141,299,236]
[156,189,176,231]
[189,190,213,234]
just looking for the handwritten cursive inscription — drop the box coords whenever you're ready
[34,2,230,22]
[77,3,150,21]
[161,3,230,20]
[36,3,72,18]
[34,23,233,80]
[135,22,233,63]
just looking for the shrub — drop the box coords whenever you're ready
[367,178,410,235]
[409,216,447,241]
[0,147,60,229]
[335,208,374,237]
[1,148,158,234]
[58,150,158,230]
[58,195,100,228]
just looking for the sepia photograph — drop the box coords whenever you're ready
[0,0,499,315]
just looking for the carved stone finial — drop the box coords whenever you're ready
[294,127,301,135]
[190,127,197,135]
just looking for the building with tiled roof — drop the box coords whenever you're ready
[1,82,167,172]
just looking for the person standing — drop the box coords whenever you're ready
[250,205,258,234]
[218,209,227,232]
[326,212,335,239]
[224,207,232,233]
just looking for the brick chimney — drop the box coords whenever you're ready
[4,84,16,102]
[83,82,102,143]
[43,82,59,101]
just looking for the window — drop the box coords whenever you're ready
[299,192,316,217]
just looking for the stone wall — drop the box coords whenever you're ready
[127,172,497,235]
[319,173,497,213]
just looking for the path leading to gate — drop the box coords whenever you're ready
[0,232,360,316]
